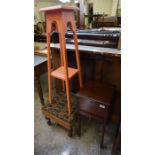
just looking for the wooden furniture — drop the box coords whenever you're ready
[36,28,121,124]
[50,42,121,124]
[35,27,121,47]
[51,43,121,57]
[103,16,117,27]
[40,5,83,136]
[34,55,48,106]
[66,28,120,48]
[92,16,118,28]
[76,0,84,28]
[34,22,46,42]
[117,16,121,27]
[76,81,115,148]
[112,124,121,154]
[84,14,103,22]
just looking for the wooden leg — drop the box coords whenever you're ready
[45,117,52,126]
[58,27,71,114]
[52,49,64,92]
[112,126,121,154]
[72,31,83,88]
[100,122,106,148]
[70,20,83,88]
[46,20,52,104]
[77,114,81,136]
[35,75,45,106]
[68,127,73,137]
[100,109,109,149]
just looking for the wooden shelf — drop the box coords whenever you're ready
[51,66,78,80]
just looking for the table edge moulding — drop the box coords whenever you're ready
[40,5,79,12]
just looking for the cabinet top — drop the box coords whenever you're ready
[40,5,79,12]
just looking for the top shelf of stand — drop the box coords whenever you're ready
[40,5,79,12]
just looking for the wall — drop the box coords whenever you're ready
[111,0,119,16]
[86,0,121,16]
[86,0,113,15]
[117,0,121,16]
[34,1,53,22]
[94,0,113,15]
[118,0,121,9]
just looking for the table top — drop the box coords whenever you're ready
[67,29,120,35]
[40,5,79,12]
[76,28,121,32]
[50,43,121,56]
[67,39,113,46]
[34,55,47,67]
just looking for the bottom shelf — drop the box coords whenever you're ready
[42,91,77,129]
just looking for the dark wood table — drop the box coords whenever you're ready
[50,43,121,60]
[34,55,48,106]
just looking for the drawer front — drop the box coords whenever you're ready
[78,96,108,118]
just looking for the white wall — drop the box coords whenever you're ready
[94,0,113,15]
[86,0,121,16]
[111,0,119,16]
[118,0,121,9]
[86,0,113,15]
[34,1,53,22]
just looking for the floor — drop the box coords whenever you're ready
[34,73,119,155]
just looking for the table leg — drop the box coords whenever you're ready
[112,125,121,154]
[35,75,45,106]
[77,114,81,136]
[100,108,109,148]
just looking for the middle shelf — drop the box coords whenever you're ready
[51,66,78,80]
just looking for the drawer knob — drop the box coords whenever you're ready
[99,104,105,109]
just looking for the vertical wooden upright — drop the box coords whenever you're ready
[76,0,84,28]
[40,5,83,115]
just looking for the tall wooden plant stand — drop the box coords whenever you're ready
[40,5,83,136]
